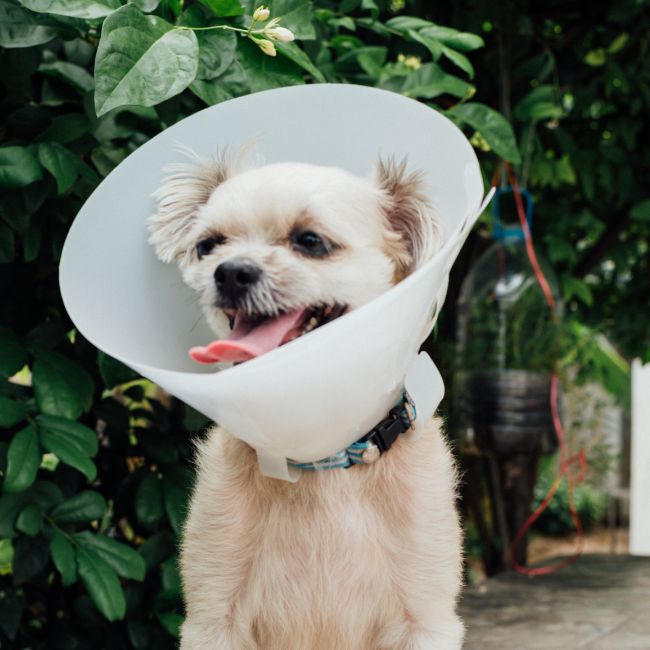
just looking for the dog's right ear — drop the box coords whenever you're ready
[148,155,230,264]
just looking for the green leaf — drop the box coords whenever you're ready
[18,0,121,19]
[0,584,21,641]
[16,503,42,536]
[74,531,145,581]
[0,396,25,428]
[407,28,442,60]
[0,328,27,380]
[39,114,89,145]
[420,26,484,52]
[198,0,243,17]
[138,531,174,571]
[37,414,98,481]
[4,425,40,494]
[157,612,183,638]
[514,85,563,121]
[50,491,107,524]
[630,199,650,222]
[271,0,316,40]
[562,276,594,306]
[97,351,138,389]
[195,29,237,80]
[235,38,304,93]
[448,102,521,164]
[163,471,188,535]
[401,63,472,100]
[275,41,326,82]
[32,349,94,420]
[94,5,199,116]
[0,0,57,48]
[386,16,434,31]
[135,473,163,527]
[441,45,473,78]
[38,143,79,194]
[76,546,126,621]
[0,147,42,189]
[39,60,95,93]
[50,531,77,586]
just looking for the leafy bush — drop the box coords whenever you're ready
[0,0,510,645]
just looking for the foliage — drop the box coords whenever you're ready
[0,0,506,645]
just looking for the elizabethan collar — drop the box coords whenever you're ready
[59,84,493,482]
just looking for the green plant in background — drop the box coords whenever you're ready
[0,0,517,645]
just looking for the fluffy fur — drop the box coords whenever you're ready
[149,154,463,649]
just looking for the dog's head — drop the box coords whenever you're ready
[148,154,440,362]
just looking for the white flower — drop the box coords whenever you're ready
[253,5,270,21]
[256,38,277,56]
[266,26,295,42]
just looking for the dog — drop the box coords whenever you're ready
[148,153,464,649]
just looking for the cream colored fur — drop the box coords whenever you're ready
[149,155,464,649]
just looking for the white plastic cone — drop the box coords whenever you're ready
[60,84,493,481]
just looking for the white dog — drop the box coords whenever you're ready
[149,154,464,649]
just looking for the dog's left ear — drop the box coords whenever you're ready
[375,157,440,279]
[148,155,230,264]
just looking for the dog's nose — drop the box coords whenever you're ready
[214,258,262,302]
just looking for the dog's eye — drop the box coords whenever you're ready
[292,230,329,257]
[196,235,225,259]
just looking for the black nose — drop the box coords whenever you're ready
[214,258,262,303]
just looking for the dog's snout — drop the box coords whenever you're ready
[215,258,262,302]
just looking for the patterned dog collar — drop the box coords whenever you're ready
[288,392,417,471]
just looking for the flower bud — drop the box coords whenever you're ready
[256,38,277,56]
[266,26,295,42]
[253,5,270,21]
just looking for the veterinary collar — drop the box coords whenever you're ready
[288,391,416,471]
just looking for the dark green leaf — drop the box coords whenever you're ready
[0,0,57,48]
[74,531,145,581]
[37,414,98,481]
[135,473,163,527]
[420,25,484,52]
[138,530,174,571]
[275,41,326,82]
[513,85,563,121]
[76,546,126,621]
[23,220,42,262]
[441,45,474,78]
[157,611,183,638]
[37,143,79,194]
[50,530,77,586]
[163,472,188,535]
[39,60,95,93]
[630,199,650,222]
[39,113,89,144]
[50,491,107,524]
[0,396,25,428]
[97,351,138,389]
[448,102,522,164]
[407,28,442,60]
[12,535,49,584]
[271,0,316,40]
[4,425,40,494]
[195,29,237,80]
[32,349,94,420]
[19,0,121,19]
[16,503,42,536]
[401,63,472,100]
[235,38,303,93]
[198,0,243,17]
[0,146,42,189]
[94,5,199,116]
[0,328,26,380]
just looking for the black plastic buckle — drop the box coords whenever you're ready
[362,404,408,453]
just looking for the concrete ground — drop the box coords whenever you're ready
[460,554,650,649]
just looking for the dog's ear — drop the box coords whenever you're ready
[375,157,440,279]
[148,155,230,264]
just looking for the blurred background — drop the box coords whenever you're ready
[0,0,648,647]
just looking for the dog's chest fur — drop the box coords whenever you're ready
[180,419,462,650]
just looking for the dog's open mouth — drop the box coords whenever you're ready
[189,304,347,364]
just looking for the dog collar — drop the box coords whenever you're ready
[287,392,416,471]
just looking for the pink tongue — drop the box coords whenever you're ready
[190,309,307,364]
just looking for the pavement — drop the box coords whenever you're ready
[460,554,650,649]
